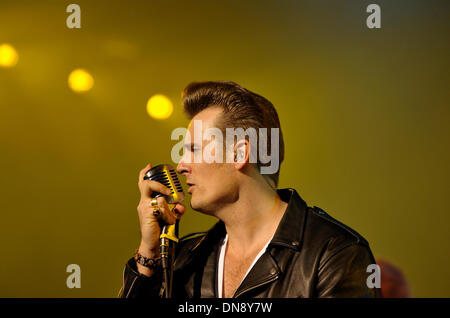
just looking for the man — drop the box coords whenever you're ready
[119,81,380,298]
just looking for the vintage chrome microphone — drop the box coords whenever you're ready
[144,164,184,298]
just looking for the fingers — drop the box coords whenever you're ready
[151,200,186,226]
[138,164,172,198]
[138,163,152,183]
[140,180,172,198]
[173,203,186,217]
[137,164,185,226]
[154,196,178,225]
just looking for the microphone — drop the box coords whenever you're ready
[143,164,184,298]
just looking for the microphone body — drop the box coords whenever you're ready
[143,164,184,298]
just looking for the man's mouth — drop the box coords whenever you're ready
[187,183,195,193]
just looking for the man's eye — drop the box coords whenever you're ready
[188,145,199,152]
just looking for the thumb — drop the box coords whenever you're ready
[173,203,186,217]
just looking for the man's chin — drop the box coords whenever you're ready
[189,199,214,216]
[189,198,200,212]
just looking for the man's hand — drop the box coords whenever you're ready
[135,163,186,276]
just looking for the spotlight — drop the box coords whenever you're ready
[146,94,173,120]
[0,44,19,68]
[68,68,94,93]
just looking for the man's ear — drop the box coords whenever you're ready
[234,140,250,168]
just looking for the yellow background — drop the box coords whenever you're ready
[0,0,449,297]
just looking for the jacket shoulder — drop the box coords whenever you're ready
[176,231,208,253]
[307,206,370,247]
[179,231,208,242]
[173,231,208,270]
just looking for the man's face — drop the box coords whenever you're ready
[176,106,238,215]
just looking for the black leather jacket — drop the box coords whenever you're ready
[119,188,381,298]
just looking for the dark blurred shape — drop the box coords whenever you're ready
[377,259,411,298]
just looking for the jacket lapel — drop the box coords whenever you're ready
[233,188,308,297]
[185,221,225,298]
[233,250,280,298]
[199,243,218,297]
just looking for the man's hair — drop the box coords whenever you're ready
[182,81,284,187]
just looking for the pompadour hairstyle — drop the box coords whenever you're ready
[182,81,284,187]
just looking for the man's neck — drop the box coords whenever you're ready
[216,181,288,255]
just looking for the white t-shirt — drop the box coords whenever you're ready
[216,234,272,298]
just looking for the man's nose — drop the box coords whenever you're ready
[177,160,189,176]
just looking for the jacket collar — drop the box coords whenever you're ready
[269,188,308,251]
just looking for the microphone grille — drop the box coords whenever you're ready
[144,164,185,204]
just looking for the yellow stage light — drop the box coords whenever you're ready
[146,94,173,120]
[0,44,19,68]
[68,69,94,93]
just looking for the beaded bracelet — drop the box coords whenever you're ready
[134,250,161,269]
